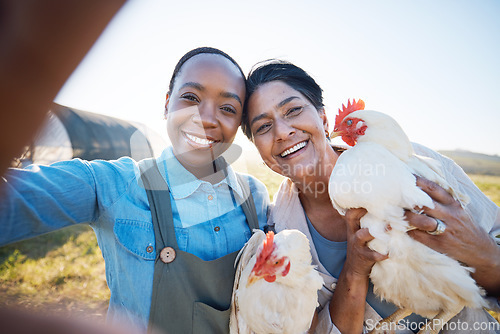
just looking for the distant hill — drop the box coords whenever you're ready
[438,150,500,176]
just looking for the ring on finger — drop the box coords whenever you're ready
[427,218,446,235]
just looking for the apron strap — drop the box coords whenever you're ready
[139,158,177,248]
[235,173,259,231]
[139,158,179,333]
[214,156,259,231]
[139,157,260,333]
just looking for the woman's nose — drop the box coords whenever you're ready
[192,103,217,128]
[274,118,295,141]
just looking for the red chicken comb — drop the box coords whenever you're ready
[335,99,365,128]
[261,231,275,260]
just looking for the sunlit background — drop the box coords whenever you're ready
[55,0,500,156]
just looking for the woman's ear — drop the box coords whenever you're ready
[164,93,171,120]
[319,107,329,134]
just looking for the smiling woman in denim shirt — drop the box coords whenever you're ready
[0,47,269,334]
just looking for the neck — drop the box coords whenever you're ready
[177,156,227,184]
[298,188,331,213]
[298,180,347,242]
[293,145,338,198]
[293,146,347,241]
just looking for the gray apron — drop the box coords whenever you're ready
[139,159,259,334]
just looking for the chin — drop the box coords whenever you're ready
[175,148,215,166]
[284,162,319,181]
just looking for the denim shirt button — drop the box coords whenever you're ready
[214,226,220,232]
[146,245,154,253]
[160,247,176,263]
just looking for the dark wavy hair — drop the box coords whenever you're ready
[167,47,245,95]
[242,60,324,140]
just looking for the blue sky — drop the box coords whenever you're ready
[55,0,500,156]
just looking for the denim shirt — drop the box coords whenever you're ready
[0,147,269,332]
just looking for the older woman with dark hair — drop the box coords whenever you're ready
[242,60,500,333]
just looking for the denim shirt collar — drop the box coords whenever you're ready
[156,147,243,200]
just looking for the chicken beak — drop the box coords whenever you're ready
[246,272,260,287]
[329,131,341,139]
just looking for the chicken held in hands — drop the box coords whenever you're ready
[328,99,487,334]
[230,230,324,334]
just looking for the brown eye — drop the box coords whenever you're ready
[255,123,271,135]
[346,119,353,126]
[181,93,199,103]
[286,106,303,116]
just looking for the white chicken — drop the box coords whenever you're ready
[229,229,324,334]
[328,99,487,333]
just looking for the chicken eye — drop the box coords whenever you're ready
[346,119,353,126]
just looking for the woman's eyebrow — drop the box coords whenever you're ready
[278,96,300,108]
[250,96,301,128]
[220,92,242,107]
[250,113,269,128]
[179,82,204,91]
[178,82,242,107]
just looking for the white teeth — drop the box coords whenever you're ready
[185,133,215,145]
[280,141,306,157]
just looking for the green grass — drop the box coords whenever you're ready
[0,225,109,320]
[468,174,500,206]
[0,169,498,321]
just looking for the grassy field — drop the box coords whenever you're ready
[468,174,500,206]
[0,166,498,322]
[439,150,500,176]
[238,157,285,201]
[0,225,109,320]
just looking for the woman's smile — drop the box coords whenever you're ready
[183,131,217,148]
[277,140,308,159]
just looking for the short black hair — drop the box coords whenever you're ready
[242,60,324,140]
[168,47,245,95]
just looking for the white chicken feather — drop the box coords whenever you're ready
[230,229,324,334]
[328,99,486,333]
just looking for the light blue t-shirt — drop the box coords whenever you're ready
[0,147,269,332]
[305,215,426,332]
